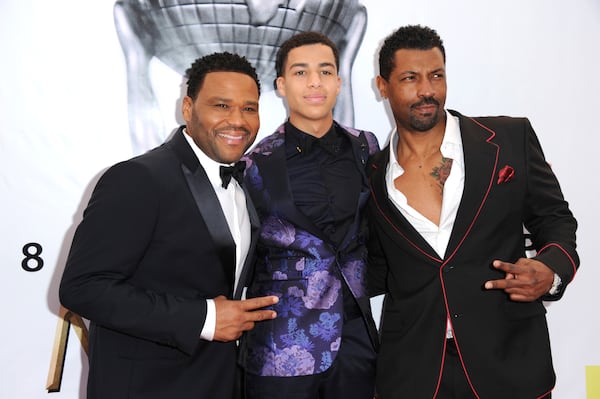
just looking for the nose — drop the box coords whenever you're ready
[417,78,435,98]
[226,106,245,126]
[308,71,321,88]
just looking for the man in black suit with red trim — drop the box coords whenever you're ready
[367,25,578,399]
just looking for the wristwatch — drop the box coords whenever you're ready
[548,273,562,295]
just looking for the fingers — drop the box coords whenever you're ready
[212,296,278,342]
[240,295,279,311]
[491,260,518,274]
[242,296,278,322]
[484,258,554,302]
[246,307,276,321]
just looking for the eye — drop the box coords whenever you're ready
[321,70,333,76]
[243,106,258,113]
[214,103,230,110]
[294,70,306,76]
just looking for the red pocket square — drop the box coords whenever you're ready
[497,165,515,184]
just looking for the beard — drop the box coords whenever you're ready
[409,97,442,131]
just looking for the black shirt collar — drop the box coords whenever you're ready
[285,121,343,156]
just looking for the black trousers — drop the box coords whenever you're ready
[437,339,552,399]
[245,317,376,399]
[437,338,477,399]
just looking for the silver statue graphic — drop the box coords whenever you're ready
[114,0,368,153]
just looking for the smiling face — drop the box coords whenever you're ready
[182,71,260,164]
[276,43,341,136]
[377,47,447,134]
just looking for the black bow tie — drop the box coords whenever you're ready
[219,160,246,189]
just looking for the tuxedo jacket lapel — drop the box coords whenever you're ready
[255,142,325,240]
[169,129,236,292]
[443,112,499,262]
[369,148,442,265]
[234,186,260,299]
[338,127,372,248]
[371,113,503,265]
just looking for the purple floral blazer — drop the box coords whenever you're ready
[241,122,379,377]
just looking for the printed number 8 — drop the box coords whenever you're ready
[22,242,44,272]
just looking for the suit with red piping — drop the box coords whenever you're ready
[367,110,578,399]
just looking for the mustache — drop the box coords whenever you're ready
[411,97,440,109]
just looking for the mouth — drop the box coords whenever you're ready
[217,130,248,144]
[304,94,326,104]
[411,98,440,116]
[413,104,438,115]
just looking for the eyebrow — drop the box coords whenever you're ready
[208,97,259,106]
[400,67,445,75]
[288,62,336,70]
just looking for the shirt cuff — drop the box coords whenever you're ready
[200,299,216,341]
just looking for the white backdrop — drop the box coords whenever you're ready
[1,1,598,397]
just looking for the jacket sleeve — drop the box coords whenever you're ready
[521,119,579,300]
[366,218,390,297]
[59,160,207,355]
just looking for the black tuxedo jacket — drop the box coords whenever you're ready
[367,111,579,399]
[59,127,259,399]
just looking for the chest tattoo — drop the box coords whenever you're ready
[430,157,453,194]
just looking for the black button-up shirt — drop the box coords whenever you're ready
[285,121,362,246]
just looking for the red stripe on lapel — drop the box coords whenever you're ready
[441,117,499,267]
[369,173,442,264]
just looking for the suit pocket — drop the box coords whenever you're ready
[119,336,188,361]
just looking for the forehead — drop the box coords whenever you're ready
[285,43,336,68]
[391,48,445,73]
[199,71,259,99]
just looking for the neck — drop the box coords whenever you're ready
[395,124,446,163]
[288,115,334,138]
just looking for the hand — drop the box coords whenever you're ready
[213,295,278,342]
[484,258,554,302]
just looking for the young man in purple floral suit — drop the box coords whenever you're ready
[241,32,379,399]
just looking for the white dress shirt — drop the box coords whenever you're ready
[385,111,464,338]
[183,130,251,341]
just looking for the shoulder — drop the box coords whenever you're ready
[101,143,180,190]
[451,110,531,134]
[246,124,286,158]
[367,147,388,177]
[335,122,380,154]
[242,125,286,172]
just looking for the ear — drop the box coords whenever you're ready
[182,96,193,123]
[275,76,286,97]
[336,75,342,96]
[376,75,388,99]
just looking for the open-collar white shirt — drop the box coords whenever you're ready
[384,110,464,338]
[183,129,251,341]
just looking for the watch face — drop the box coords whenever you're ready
[549,273,562,295]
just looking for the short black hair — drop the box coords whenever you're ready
[185,52,261,100]
[275,31,340,78]
[378,25,446,81]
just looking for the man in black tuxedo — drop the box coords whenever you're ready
[367,25,579,399]
[59,52,278,399]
